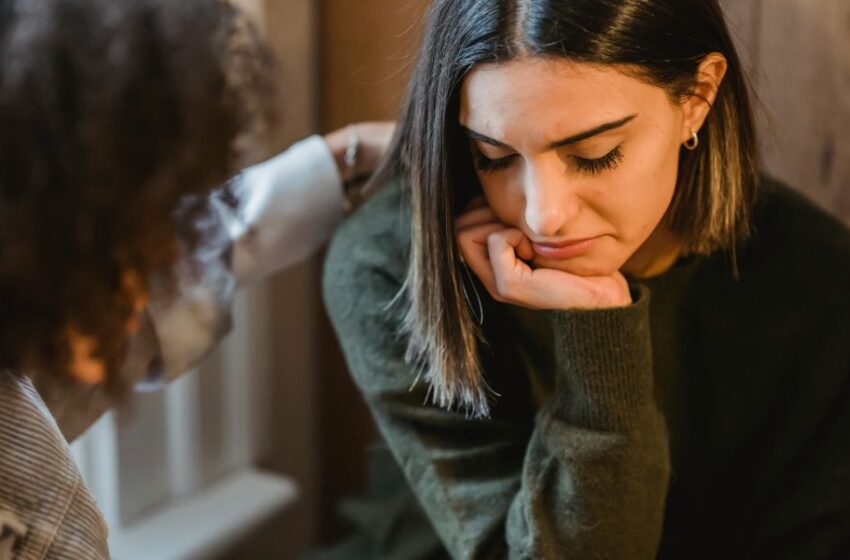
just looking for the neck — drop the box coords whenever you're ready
[622,223,683,279]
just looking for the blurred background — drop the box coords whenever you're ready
[69,1,849,559]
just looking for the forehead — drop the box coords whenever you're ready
[459,57,663,133]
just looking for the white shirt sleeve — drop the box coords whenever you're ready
[135,135,345,387]
[229,134,345,286]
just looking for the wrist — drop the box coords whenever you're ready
[323,125,364,212]
[549,284,653,430]
[552,275,633,311]
[323,127,350,182]
[592,273,633,308]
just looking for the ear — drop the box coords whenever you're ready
[680,53,728,143]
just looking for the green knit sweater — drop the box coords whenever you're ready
[321,177,850,560]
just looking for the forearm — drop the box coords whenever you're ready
[346,292,669,559]
[503,287,670,559]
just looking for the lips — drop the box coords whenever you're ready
[531,237,599,260]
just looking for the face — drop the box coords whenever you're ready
[459,57,691,277]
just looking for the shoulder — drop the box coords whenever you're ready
[706,180,850,344]
[322,177,411,326]
[321,178,417,394]
[0,371,110,557]
[752,177,850,254]
[744,177,850,285]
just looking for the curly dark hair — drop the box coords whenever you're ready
[0,0,274,390]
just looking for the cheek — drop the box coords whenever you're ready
[640,143,680,221]
[606,141,679,239]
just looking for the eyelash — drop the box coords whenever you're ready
[474,145,625,176]
[474,153,515,173]
[575,146,625,175]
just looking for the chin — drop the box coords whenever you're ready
[532,254,622,277]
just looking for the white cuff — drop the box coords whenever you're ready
[231,134,345,285]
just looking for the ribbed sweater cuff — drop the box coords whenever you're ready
[549,284,654,432]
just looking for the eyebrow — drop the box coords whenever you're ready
[462,114,638,151]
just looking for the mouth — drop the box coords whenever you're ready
[531,236,600,260]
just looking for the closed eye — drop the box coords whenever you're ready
[574,146,624,175]
[473,145,625,175]
[474,153,517,173]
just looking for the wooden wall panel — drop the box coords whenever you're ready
[756,0,850,218]
[720,0,762,81]
[320,0,430,130]
[729,0,850,220]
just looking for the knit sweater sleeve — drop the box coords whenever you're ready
[323,183,671,559]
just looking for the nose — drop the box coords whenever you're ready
[523,158,579,238]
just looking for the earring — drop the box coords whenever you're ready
[684,128,699,151]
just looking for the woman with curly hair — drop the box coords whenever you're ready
[321,0,850,558]
[0,0,390,557]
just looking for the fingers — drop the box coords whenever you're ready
[356,121,396,161]
[325,121,397,180]
[455,204,498,231]
[456,201,553,307]
[454,198,500,263]
[505,229,534,261]
[486,229,535,302]
[456,202,634,309]
[457,222,504,291]
[488,234,633,309]
[455,198,503,294]
[487,229,532,268]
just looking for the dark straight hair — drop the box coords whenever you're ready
[376,0,760,417]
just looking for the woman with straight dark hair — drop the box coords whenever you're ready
[321,0,850,558]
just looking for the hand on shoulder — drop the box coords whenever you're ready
[323,121,395,186]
